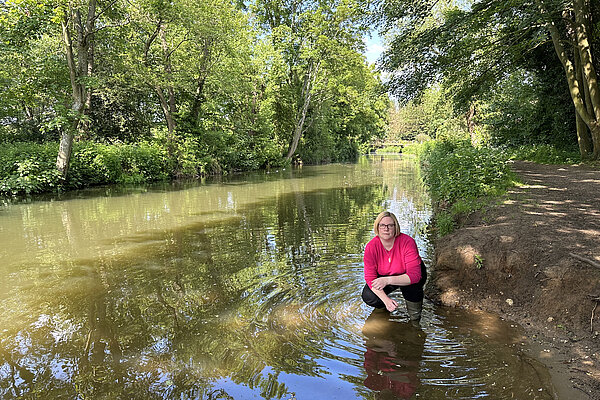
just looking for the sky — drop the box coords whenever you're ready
[364,31,385,65]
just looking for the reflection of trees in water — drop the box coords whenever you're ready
[0,348,34,397]
[0,180,427,398]
[362,310,426,399]
[76,292,125,398]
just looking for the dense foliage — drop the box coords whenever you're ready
[416,140,516,236]
[0,0,388,196]
[0,142,172,195]
[379,0,600,159]
[506,144,582,164]
[380,0,599,236]
[387,85,466,143]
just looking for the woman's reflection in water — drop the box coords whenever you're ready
[362,309,426,399]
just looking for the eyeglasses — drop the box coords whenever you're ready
[378,223,395,230]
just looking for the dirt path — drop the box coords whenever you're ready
[427,160,600,399]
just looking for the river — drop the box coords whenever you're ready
[0,155,557,399]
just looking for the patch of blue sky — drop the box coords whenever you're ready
[363,31,385,66]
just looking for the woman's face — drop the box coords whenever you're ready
[377,216,396,239]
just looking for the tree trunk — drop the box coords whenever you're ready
[574,0,600,121]
[142,20,178,163]
[285,61,320,160]
[573,0,600,158]
[190,39,213,122]
[285,89,312,160]
[574,47,594,158]
[57,131,75,178]
[56,0,97,178]
[543,0,600,159]
[190,76,206,123]
[576,112,593,158]
[81,35,94,137]
[57,16,84,178]
[156,85,177,139]
[465,104,477,146]
[158,25,177,148]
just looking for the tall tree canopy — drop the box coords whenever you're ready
[253,0,386,161]
[379,0,600,159]
[0,0,388,183]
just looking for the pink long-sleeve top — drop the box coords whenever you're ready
[364,233,422,288]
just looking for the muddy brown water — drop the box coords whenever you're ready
[0,156,559,399]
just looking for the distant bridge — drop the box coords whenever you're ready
[367,140,406,152]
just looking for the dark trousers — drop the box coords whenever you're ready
[361,261,427,308]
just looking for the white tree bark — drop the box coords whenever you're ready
[56,0,97,178]
[285,60,321,160]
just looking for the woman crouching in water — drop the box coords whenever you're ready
[362,211,427,323]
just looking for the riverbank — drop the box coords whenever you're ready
[426,160,600,399]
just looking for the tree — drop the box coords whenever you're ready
[55,0,99,178]
[540,0,600,158]
[379,0,600,159]
[0,0,69,142]
[253,0,374,161]
[119,0,256,166]
[387,85,465,142]
[0,0,108,176]
[300,50,389,162]
[0,0,388,190]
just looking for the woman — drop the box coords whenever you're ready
[361,211,427,323]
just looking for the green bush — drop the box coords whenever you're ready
[400,142,422,155]
[68,143,122,187]
[506,144,581,164]
[67,142,171,188]
[0,143,61,195]
[166,128,285,176]
[419,140,515,205]
[434,211,455,237]
[225,132,286,171]
[0,141,172,196]
[116,142,171,183]
[417,139,517,236]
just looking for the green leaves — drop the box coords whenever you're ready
[0,141,173,196]
[416,139,518,236]
[254,0,386,162]
[0,142,60,195]
[0,0,387,191]
[381,0,597,157]
[419,139,515,205]
[381,0,562,105]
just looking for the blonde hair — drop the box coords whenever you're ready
[373,211,401,237]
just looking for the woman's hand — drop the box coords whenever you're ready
[370,276,398,311]
[371,276,390,291]
[383,298,398,312]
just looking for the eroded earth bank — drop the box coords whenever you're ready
[427,161,600,399]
